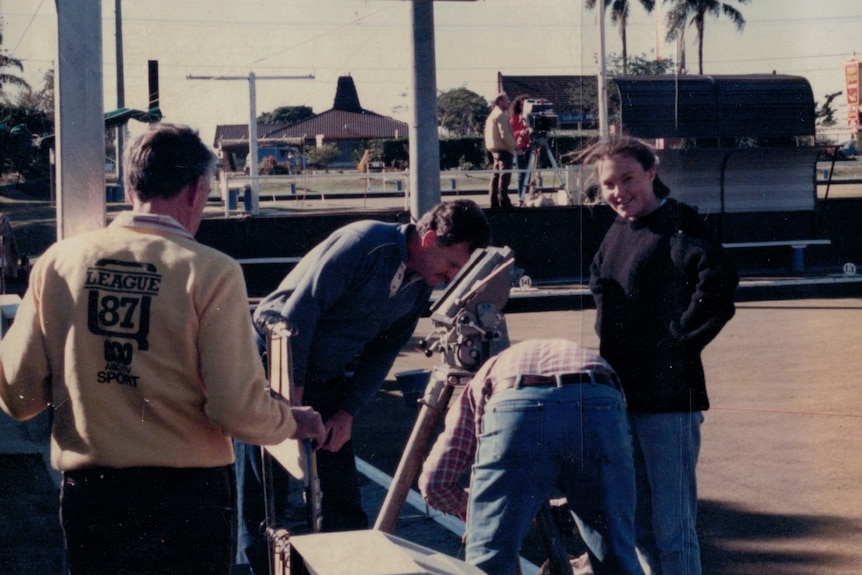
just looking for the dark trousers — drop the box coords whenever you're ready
[61,465,235,575]
[489,150,514,209]
[236,377,368,575]
[515,151,529,202]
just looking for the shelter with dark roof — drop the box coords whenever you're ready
[214,75,408,170]
[497,72,599,130]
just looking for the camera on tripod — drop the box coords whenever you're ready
[523,98,559,137]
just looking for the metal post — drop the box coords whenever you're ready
[408,1,442,220]
[55,0,105,239]
[114,0,125,198]
[597,3,609,138]
[248,72,260,214]
[185,73,314,216]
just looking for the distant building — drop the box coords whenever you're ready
[214,75,408,171]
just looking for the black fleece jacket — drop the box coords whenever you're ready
[590,198,739,412]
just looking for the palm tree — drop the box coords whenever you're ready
[1,26,32,100]
[586,0,657,75]
[664,0,750,75]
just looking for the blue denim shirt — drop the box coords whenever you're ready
[252,221,432,416]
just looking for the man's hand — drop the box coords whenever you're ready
[320,409,353,452]
[288,405,327,446]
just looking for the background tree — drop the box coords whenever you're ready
[304,143,340,172]
[257,105,314,125]
[664,0,749,75]
[586,0,656,75]
[0,38,50,187]
[0,22,31,100]
[437,87,488,137]
[815,91,842,129]
[14,69,54,117]
[607,52,675,76]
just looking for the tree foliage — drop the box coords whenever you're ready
[304,143,340,171]
[664,0,750,75]
[585,0,656,75]
[816,91,842,128]
[607,52,675,76]
[257,105,314,125]
[15,69,54,117]
[0,23,31,101]
[438,87,488,137]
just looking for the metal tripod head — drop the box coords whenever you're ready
[419,246,514,373]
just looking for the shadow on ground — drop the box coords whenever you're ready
[698,499,862,574]
[4,385,862,574]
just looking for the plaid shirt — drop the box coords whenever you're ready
[417,338,620,519]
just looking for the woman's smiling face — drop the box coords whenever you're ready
[597,152,662,221]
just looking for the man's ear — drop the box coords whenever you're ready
[420,229,439,249]
[185,177,205,206]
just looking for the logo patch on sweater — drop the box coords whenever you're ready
[85,258,160,353]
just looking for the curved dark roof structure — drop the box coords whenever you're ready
[611,74,815,139]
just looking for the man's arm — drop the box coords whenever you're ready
[341,295,427,416]
[418,379,480,520]
[322,295,426,452]
[0,262,51,421]
[252,230,369,391]
[199,262,305,445]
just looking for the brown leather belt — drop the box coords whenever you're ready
[494,372,621,394]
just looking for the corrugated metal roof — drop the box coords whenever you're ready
[611,75,816,138]
[214,123,305,145]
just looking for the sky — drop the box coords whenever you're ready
[3,0,861,145]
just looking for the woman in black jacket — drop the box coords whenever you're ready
[585,136,739,575]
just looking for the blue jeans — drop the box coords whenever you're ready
[629,411,703,575]
[465,383,643,575]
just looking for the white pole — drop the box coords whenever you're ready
[55,0,105,239]
[186,73,313,216]
[597,3,609,137]
[248,72,260,214]
[408,0,442,220]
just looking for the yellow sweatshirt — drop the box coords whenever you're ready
[0,212,296,471]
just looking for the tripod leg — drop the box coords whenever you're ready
[535,502,575,575]
[543,145,572,203]
[525,148,539,198]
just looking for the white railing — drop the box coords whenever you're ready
[217,167,585,216]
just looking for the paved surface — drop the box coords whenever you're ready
[3,297,862,574]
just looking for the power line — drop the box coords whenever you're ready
[8,0,47,58]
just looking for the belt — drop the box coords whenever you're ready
[494,371,621,394]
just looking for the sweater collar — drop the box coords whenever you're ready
[111,211,195,240]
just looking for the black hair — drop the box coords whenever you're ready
[416,199,492,251]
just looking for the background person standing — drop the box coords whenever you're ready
[484,92,516,209]
[585,136,738,575]
[509,95,531,207]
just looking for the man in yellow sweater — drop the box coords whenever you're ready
[0,123,326,575]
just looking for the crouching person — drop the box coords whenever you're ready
[419,338,644,575]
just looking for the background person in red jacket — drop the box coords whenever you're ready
[509,95,531,207]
